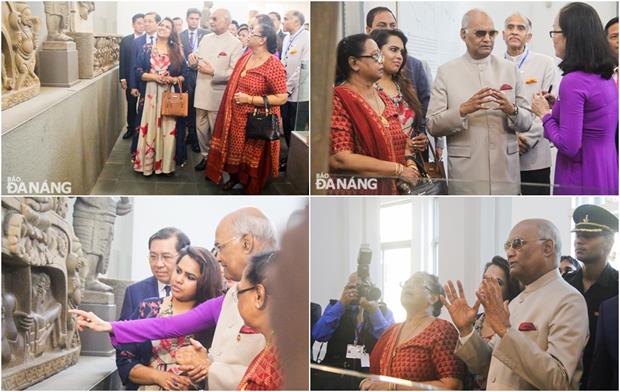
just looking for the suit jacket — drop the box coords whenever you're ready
[193,31,243,111]
[281,29,309,102]
[180,28,208,59]
[119,34,139,82]
[118,276,159,321]
[207,287,265,390]
[427,52,534,194]
[455,269,589,390]
[129,33,155,92]
[505,49,559,171]
[587,295,618,390]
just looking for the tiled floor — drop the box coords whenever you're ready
[90,133,302,195]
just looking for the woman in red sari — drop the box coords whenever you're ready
[360,272,464,390]
[205,23,287,194]
[237,251,282,390]
[330,34,419,195]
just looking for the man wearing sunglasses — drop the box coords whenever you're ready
[564,204,618,389]
[442,218,588,389]
[428,9,534,195]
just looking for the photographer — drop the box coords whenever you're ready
[312,272,394,390]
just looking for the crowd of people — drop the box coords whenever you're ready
[118,7,309,194]
[312,204,618,390]
[328,3,619,195]
[70,207,300,390]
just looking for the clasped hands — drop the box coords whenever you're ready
[188,53,214,75]
[440,278,511,338]
[459,87,517,117]
[176,338,210,385]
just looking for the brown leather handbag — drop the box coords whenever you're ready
[161,79,188,117]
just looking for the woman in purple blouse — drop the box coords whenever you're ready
[532,2,618,195]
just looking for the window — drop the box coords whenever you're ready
[379,198,437,321]
[571,197,619,271]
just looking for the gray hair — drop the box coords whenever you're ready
[461,9,488,29]
[231,213,278,251]
[415,271,445,317]
[504,12,532,32]
[289,10,305,26]
[537,220,562,264]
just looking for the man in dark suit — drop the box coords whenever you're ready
[119,13,144,140]
[269,11,287,57]
[118,227,191,320]
[129,11,161,157]
[588,295,618,390]
[179,8,208,155]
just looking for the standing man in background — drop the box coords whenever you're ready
[119,13,144,140]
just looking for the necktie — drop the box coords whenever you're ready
[149,35,154,45]
[164,285,171,296]
[189,32,195,51]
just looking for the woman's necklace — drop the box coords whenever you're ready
[241,53,269,77]
[346,81,389,128]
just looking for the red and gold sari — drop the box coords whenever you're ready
[237,345,283,390]
[330,85,407,194]
[205,51,287,194]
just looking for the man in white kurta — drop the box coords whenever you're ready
[502,13,560,195]
[442,219,589,390]
[427,9,534,195]
[281,10,310,147]
[189,8,243,171]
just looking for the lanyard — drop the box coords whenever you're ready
[283,29,304,62]
[505,47,529,70]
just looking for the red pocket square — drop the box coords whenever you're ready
[239,325,259,334]
[500,83,513,91]
[518,322,537,331]
[218,51,227,57]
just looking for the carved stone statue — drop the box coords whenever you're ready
[201,1,214,29]
[2,197,86,390]
[72,197,132,292]
[77,1,95,20]
[2,2,41,110]
[44,1,74,41]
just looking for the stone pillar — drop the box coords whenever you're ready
[78,292,115,356]
[38,41,79,87]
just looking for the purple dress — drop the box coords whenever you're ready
[542,71,619,195]
[109,295,225,346]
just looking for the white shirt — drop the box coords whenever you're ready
[281,28,309,102]
[157,280,171,298]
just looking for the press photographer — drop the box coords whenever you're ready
[311,245,394,390]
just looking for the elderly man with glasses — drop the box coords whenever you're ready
[428,8,534,195]
[441,218,588,389]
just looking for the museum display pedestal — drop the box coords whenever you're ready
[78,291,116,356]
[287,131,310,194]
[38,41,79,87]
[27,355,120,390]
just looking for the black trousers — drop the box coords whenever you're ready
[125,87,138,133]
[185,71,198,144]
[281,100,309,146]
[521,167,551,195]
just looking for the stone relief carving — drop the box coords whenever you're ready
[2,197,86,390]
[1,2,41,111]
[73,197,132,292]
[94,35,121,75]
[201,1,214,30]
[44,1,74,41]
[77,2,95,20]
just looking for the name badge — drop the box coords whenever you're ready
[346,344,365,359]
[360,352,370,367]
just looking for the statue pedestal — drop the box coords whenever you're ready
[38,41,79,87]
[78,291,116,356]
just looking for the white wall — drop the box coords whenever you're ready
[311,196,599,322]
[116,1,311,36]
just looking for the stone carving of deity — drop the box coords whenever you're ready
[43,2,74,41]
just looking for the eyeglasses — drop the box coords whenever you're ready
[504,238,549,252]
[467,29,498,38]
[236,285,257,299]
[211,236,239,257]
[249,31,264,38]
[549,30,563,38]
[148,253,178,263]
[357,53,384,63]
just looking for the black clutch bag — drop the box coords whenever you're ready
[245,96,281,141]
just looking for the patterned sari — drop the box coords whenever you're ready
[205,51,287,194]
[237,345,283,390]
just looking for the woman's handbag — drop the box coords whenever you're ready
[245,96,281,141]
[161,79,189,117]
[399,132,448,195]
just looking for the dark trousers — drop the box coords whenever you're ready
[281,100,309,146]
[131,95,144,155]
[125,88,138,133]
[185,72,198,145]
[521,167,551,195]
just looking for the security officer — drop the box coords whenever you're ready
[311,273,394,390]
[564,204,619,390]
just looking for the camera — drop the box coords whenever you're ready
[356,244,382,302]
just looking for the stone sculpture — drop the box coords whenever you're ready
[1,197,86,390]
[44,2,74,41]
[72,197,132,292]
[1,2,41,110]
[201,1,213,30]
[77,1,95,20]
